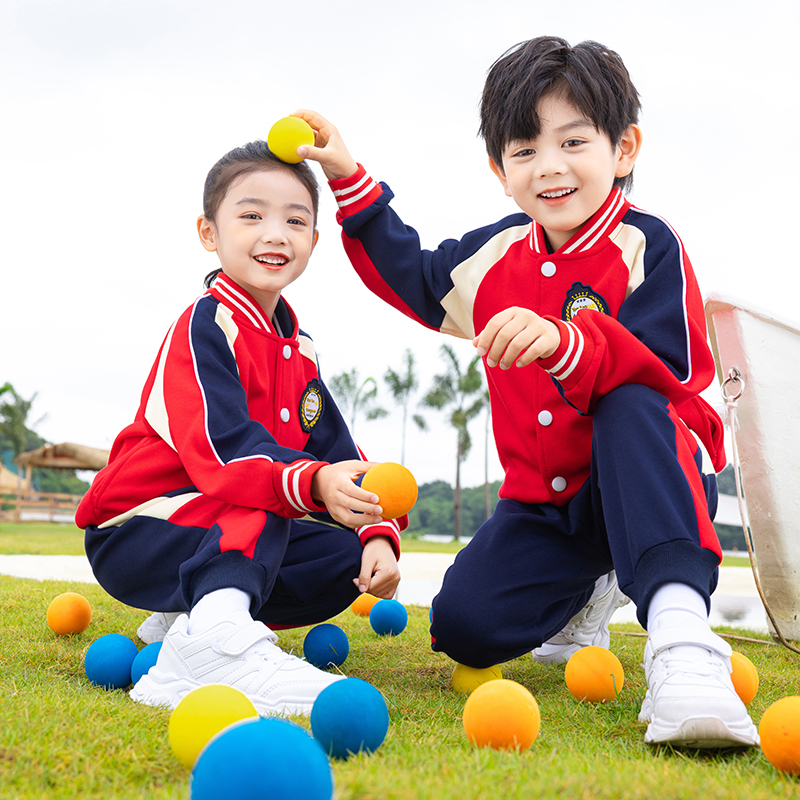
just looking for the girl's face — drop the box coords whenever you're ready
[197,168,319,317]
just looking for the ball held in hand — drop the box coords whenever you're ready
[361,462,418,519]
[267,116,315,163]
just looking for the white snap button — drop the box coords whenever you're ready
[280,408,290,423]
[538,410,553,426]
[541,261,557,277]
[551,476,567,492]
[283,345,292,359]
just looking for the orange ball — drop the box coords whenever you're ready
[351,593,381,616]
[759,696,800,775]
[564,646,624,703]
[46,592,92,635]
[462,679,540,751]
[730,651,759,705]
[361,462,418,519]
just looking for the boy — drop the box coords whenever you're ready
[297,36,759,747]
[77,143,401,716]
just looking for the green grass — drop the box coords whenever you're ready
[1,574,799,799]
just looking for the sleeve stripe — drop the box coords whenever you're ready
[281,460,316,513]
[545,322,585,381]
[334,177,381,208]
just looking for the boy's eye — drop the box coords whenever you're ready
[563,139,585,148]
[512,148,535,158]
[242,213,261,220]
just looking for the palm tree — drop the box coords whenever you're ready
[422,344,485,540]
[0,384,43,456]
[328,369,388,434]
[383,349,428,465]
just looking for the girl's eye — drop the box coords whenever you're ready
[288,218,307,226]
[242,213,260,220]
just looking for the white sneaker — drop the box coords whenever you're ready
[130,615,344,715]
[136,612,182,644]
[532,571,630,664]
[639,625,759,748]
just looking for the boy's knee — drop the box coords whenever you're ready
[594,383,665,420]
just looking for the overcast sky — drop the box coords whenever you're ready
[2,0,798,488]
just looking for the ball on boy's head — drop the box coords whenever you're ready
[729,651,759,705]
[452,663,503,695]
[351,592,381,616]
[310,677,389,759]
[369,598,408,636]
[361,462,418,519]
[267,116,315,164]
[84,633,139,690]
[191,717,334,800]
[462,679,540,751]
[564,646,624,703]
[169,684,259,769]
[303,624,349,670]
[131,642,162,686]
[759,696,800,775]
[47,591,92,635]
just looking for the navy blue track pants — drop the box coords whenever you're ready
[85,508,364,629]
[430,384,721,668]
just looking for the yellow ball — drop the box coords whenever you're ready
[564,646,624,703]
[267,116,315,163]
[168,685,259,769]
[759,696,800,775]
[351,592,381,616]
[452,663,503,695]
[47,592,92,635]
[730,651,759,705]
[361,462,419,519]
[462,679,540,751]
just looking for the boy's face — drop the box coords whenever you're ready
[490,94,641,251]
[197,168,318,317]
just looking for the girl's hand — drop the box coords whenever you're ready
[292,109,359,181]
[474,307,561,369]
[354,536,400,598]
[311,460,383,528]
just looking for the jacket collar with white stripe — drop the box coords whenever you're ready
[207,273,299,339]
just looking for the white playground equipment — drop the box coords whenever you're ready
[705,294,800,645]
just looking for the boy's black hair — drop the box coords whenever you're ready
[201,141,320,288]
[480,36,641,192]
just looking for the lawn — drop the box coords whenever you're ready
[0,522,798,799]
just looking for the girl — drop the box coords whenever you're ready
[77,141,402,715]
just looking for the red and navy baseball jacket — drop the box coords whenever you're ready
[330,166,725,507]
[76,273,403,552]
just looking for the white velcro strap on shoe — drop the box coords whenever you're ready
[218,622,278,656]
[647,625,732,658]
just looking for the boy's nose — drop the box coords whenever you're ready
[537,148,567,178]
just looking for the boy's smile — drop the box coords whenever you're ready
[490,94,641,252]
[197,169,319,318]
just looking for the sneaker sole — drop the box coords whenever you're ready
[130,670,318,716]
[645,715,759,748]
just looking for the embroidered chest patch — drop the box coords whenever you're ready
[299,379,324,432]
[562,282,610,322]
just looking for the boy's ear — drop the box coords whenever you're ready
[197,216,218,252]
[615,124,643,179]
[488,157,513,197]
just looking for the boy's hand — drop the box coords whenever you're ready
[311,460,384,528]
[474,307,561,369]
[292,109,358,181]
[355,536,400,598]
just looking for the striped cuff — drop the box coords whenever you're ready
[329,164,383,218]
[273,459,327,517]
[538,317,585,382]
[356,518,402,560]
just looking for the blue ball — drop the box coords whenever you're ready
[369,599,408,636]
[310,677,389,759]
[191,717,333,800]
[303,624,349,670]
[131,641,162,685]
[84,634,139,690]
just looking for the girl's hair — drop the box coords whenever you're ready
[480,37,641,192]
[202,141,320,288]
